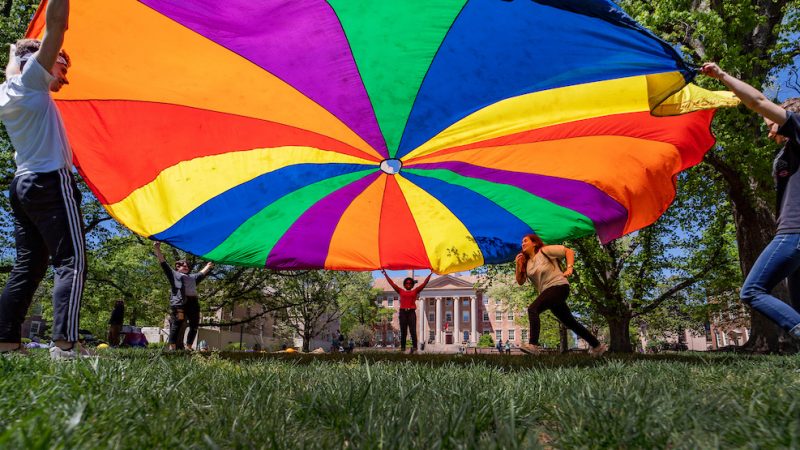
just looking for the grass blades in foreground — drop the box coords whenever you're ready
[0,351,798,449]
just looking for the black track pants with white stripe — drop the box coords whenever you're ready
[0,169,85,343]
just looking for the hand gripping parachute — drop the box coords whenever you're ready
[27,0,737,273]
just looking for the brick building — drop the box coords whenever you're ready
[373,273,529,351]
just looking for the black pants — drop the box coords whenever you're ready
[168,306,186,349]
[0,170,85,343]
[399,309,417,351]
[184,296,200,347]
[528,284,599,348]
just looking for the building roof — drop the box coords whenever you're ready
[373,273,481,294]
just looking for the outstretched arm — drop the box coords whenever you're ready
[153,241,166,263]
[36,0,69,72]
[701,62,787,126]
[199,262,214,276]
[380,269,401,293]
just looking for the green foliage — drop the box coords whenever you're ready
[477,333,494,347]
[271,270,378,351]
[338,273,384,334]
[0,351,798,448]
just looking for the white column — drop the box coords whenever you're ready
[454,297,460,344]
[470,295,477,343]
[418,297,426,349]
[435,297,443,344]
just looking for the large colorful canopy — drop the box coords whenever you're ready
[28,0,735,273]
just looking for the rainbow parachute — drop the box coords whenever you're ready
[28,0,735,273]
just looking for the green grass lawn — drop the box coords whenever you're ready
[1,351,798,449]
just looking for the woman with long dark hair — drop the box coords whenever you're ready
[515,234,606,356]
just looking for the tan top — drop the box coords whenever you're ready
[526,245,569,292]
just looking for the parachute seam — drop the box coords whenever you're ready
[135,1,384,161]
[395,0,470,159]
[327,1,390,159]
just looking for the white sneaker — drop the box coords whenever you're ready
[50,345,78,360]
[49,343,95,360]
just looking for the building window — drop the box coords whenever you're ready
[462,299,469,306]
[429,299,435,307]
[429,330,435,342]
[388,296,396,307]
[495,311,502,321]
[508,329,516,341]
[483,311,489,322]
[429,312,435,322]
[462,311,469,323]
[521,329,528,343]
[495,330,502,342]
[463,331,469,342]
[446,312,452,323]
[447,298,453,306]
[387,331,394,343]
[508,311,514,320]
[483,296,489,305]
[29,321,41,337]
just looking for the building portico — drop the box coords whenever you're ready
[374,273,530,351]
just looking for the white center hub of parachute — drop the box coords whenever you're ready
[380,159,403,175]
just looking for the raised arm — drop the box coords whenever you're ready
[514,253,527,285]
[153,241,166,263]
[700,62,787,126]
[5,44,19,77]
[199,262,214,276]
[35,0,69,72]
[415,272,433,292]
[380,269,401,293]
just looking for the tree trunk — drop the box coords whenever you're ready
[558,323,569,353]
[302,331,311,353]
[606,314,633,353]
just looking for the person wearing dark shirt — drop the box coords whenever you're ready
[153,242,213,350]
[381,269,432,354]
[702,63,800,341]
[107,299,125,347]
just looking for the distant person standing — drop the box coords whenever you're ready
[153,242,213,350]
[107,299,125,347]
[0,0,86,360]
[496,338,503,354]
[380,269,432,354]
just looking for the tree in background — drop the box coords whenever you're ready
[272,270,376,352]
[338,273,389,343]
[621,0,800,352]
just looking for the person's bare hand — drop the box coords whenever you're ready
[700,62,726,80]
